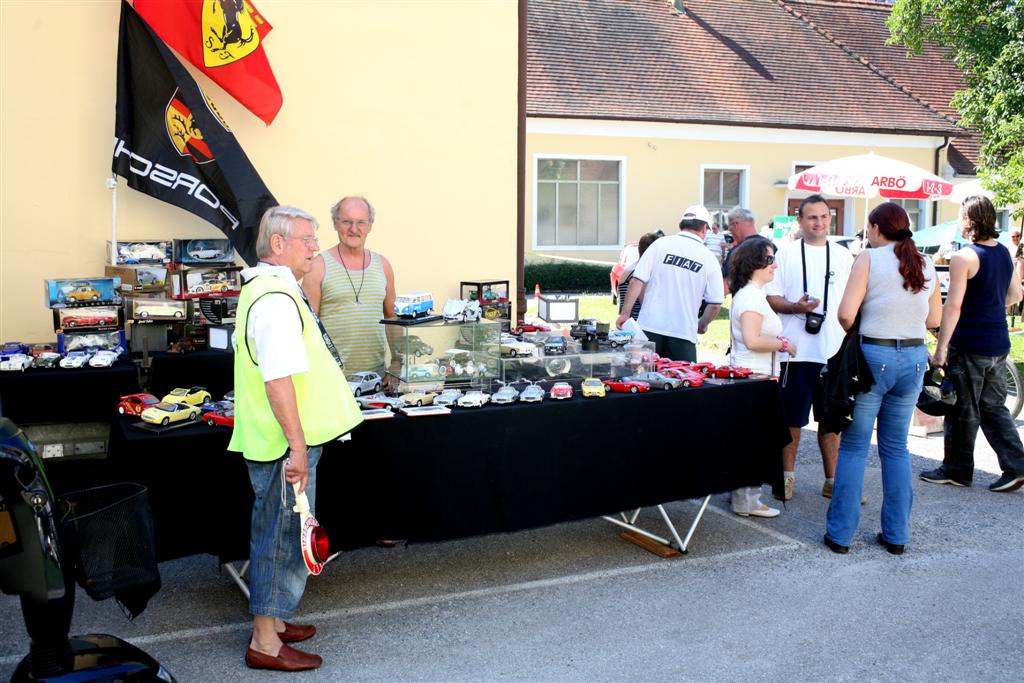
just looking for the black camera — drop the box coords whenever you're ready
[805,311,825,335]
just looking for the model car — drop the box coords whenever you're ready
[200,399,234,414]
[117,393,161,416]
[457,391,490,408]
[625,371,682,391]
[119,243,168,263]
[136,302,185,319]
[63,313,117,328]
[490,385,520,404]
[660,367,705,387]
[64,285,101,303]
[549,382,573,400]
[605,330,635,348]
[394,292,434,318]
[713,365,754,379]
[64,334,117,352]
[512,321,551,335]
[355,392,407,411]
[391,335,434,358]
[408,364,442,380]
[347,371,383,396]
[543,336,567,355]
[569,318,601,339]
[136,269,164,286]
[399,391,438,407]
[88,350,121,368]
[59,351,91,369]
[141,401,201,426]
[602,378,651,394]
[224,390,235,402]
[689,362,717,376]
[499,334,536,358]
[442,298,482,322]
[581,378,607,398]
[189,280,233,294]
[162,386,212,406]
[1,341,31,356]
[205,408,235,427]
[31,352,62,369]
[654,357,691,372]
[0,354,32,372]
[433,388,464,407]
[188,248,226,260]
[519,382,545,403]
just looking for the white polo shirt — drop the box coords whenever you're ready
[239,264,310,382]
[633,231,725,343]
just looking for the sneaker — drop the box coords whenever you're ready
[772,474,794,501]
[988,472,1024,492]
[821,480,868,505]
[920,467,970,487]
[733,503,780,518]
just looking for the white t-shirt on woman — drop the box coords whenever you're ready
[730,282,783,375]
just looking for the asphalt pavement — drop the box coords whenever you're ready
[2,416,1021,682]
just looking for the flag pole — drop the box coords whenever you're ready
[107,175,118,265]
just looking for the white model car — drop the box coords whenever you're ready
[0,353,32,372]
[88,349,122,368]
[433,388,463,407]
[442,298,482,322]
[499,334,537,358]
[355,392,407,411]
[490,384,520,405]
[188,248,226,260]
[347,371,383,396]
[456,391,490,408]
[60,351,91,369]
[119,243,168,263]
[519,382,545,403]
[606,330,635,347]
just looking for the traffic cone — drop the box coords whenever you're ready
[534,283,541,299]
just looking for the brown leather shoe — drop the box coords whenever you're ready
[279,621,316,643]
[245,644,322,671]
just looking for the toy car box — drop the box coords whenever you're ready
[171,266,241,298]
[45,277,123,309]
[54,306,121,332]
[105,265,169,291]
[57,329,126,354]
[106,240,172,265]
[173,238,236,265]
[128,297,188,321]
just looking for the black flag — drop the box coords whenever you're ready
[112,1,275,265]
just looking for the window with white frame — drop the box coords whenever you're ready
[702,168,745,229]
[536,158,621,247]
[890,199,926,230]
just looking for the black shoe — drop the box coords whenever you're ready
[988,472,1024,492]
[876,533,905,556]
[823,535,849,554]
[919,467,970,487]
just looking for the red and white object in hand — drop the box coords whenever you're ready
[293,482,329,576]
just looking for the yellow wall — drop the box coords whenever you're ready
[527,129,962,263]
[0,0,518,342]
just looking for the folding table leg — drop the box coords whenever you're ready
[222,560,250,599]
[603,495,712,556]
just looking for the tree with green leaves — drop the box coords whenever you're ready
[887,0,1023,219]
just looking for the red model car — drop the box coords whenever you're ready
[205,408,235,427]
[602,378,651,394]
[64,314,116,328]
[660,367,705,387]
[513,321,551,335]
[549,381,574,400]
[689,362,716,376]
[117,393,160,416]
[654,358,691,372]
[713,365,753,379]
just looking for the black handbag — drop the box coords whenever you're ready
[819,316,875,434]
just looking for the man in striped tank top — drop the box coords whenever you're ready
[303,196,399,389]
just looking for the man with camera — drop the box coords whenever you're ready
[766,195,854,501]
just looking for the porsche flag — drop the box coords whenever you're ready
[113,1,275,266]
[132,0,283,125]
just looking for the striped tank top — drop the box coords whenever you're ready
[318,250,388,374]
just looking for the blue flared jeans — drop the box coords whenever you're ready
[826,343,927,547]
[246,446,322,619]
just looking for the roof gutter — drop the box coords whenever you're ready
[933,135,951,225]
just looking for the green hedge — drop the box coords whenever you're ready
[524,262,610,294]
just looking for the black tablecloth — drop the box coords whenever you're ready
[99,379,788,563]
[0,361,139,423]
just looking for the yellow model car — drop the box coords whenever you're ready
[162,386,212,406]
[141,401,200,426]
[65,285,101,303]
[581,377,607,398]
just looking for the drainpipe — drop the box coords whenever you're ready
[933,136,951,225]
[516,0,527,322]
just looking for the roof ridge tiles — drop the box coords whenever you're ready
[777,0,959,130]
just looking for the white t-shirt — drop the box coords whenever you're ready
[239,264,310,382]
[763,239,853,364]
[704,231,726,260]
[633,231,725,343]
[730,283,783,375]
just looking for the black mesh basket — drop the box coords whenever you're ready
[58,483,159,601]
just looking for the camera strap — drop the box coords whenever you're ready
[801,239,830,314]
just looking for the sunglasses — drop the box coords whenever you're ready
[759,254,775,267]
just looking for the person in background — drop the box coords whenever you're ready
[921,195,1024,492]
[617,231,663,321]
[704,221,726,264]
[849,230,865,257]
[727,237,792,518]
[824,203,941,555]
[722,206,759,292]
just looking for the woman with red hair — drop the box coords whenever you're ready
[823,202,942,555]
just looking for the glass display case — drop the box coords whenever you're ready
[384,318,503,392]
[460,279,511,325]
[498,340,657,386]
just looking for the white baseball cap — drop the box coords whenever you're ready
[681,205,712,226]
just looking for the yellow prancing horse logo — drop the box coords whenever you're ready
[202,0,265,68]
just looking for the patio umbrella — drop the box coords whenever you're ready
[948,177,995,204]
[912,218,1012,248]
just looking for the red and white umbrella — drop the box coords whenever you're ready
[788,152,953,200]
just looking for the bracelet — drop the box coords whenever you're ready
[777,336,789,352]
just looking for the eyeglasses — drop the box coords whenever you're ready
[339,219,371,230]
[759,254,775,267]
[290,234,319,248]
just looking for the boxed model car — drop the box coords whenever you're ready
[130,298,188,320]
[105,265,169,291]
[56,306,120,331]
[45,277,123,309]
[107,240,172,265]
[171,267,241,298]
[57,329,125,354]
[173,238,236,265]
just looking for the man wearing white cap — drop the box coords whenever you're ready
[615,205,725,362]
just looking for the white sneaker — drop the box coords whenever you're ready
[734,503,780,518]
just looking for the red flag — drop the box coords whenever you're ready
[133,0,282,125]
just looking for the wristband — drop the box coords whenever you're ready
[777,336,790,353]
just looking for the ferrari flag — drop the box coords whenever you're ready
[133,0,282,125]
[113,0,276,265]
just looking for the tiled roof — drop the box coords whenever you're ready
[528,0,964,139]
[785,0,978,173]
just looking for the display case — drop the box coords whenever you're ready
[460,280,511,324]
[384,318,502,392]
[497,341,657,387]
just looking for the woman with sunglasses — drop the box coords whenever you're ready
[728,236,791,517]
[824,202,942,555]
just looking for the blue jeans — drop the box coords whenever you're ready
[246,446,322,619]
[826,343,927,546]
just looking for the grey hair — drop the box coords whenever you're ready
[256,205,319,258]
[726,206,754,224]
[330,196,376,225]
